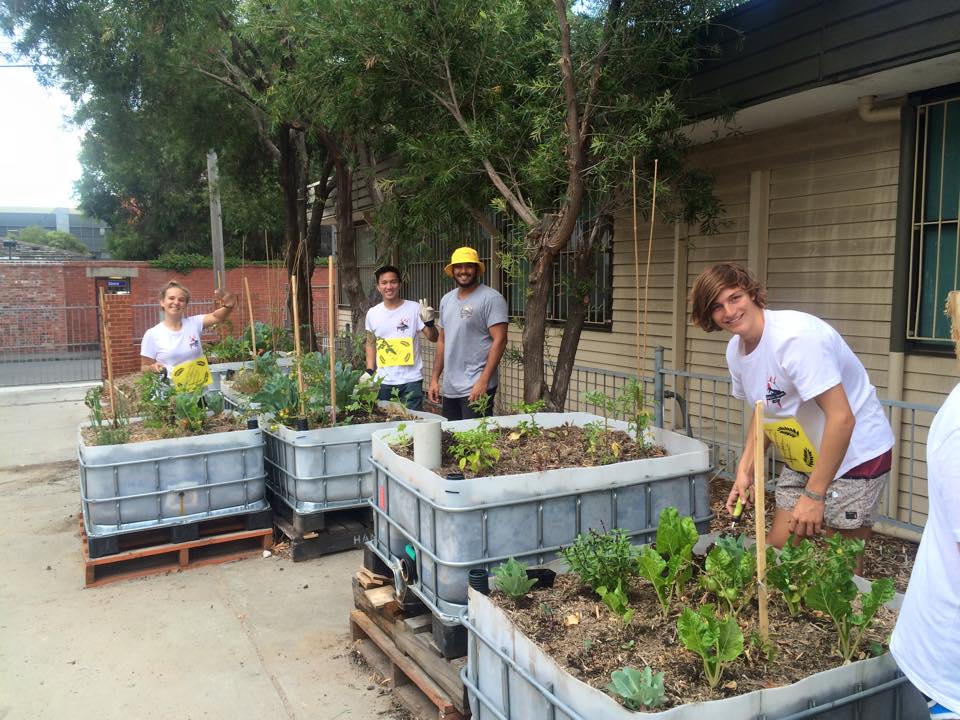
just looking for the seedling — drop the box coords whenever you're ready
[84,384,130,445]
[509,399,546,439]
[802,535,895,663]
[385,422,412,449]
[596,581,634,624]
[493,557,537,600]
[450,424,501,474]
[608,666,666,710]
[677,604,744,690]
[636,507,698,617]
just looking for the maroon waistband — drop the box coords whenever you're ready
[842,449,892,480]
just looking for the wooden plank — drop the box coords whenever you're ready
[351,611,462,719]
[366,585,398,609]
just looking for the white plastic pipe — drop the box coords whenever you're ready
[413,419,442,469]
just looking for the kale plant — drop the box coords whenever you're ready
[636,507,698,617]
[677,604,744,690]
[559,528,637,594]
[493,557,537,600]
[608,666,666,710]
[802,534,895,663]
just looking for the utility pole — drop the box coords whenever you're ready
[207,150,226,290]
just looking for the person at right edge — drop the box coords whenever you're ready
[689,262,894,569]
[891,291,960,720]
[428,247,508,420]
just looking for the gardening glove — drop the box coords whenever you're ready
[419,298,436,326]
[358,368,376,385]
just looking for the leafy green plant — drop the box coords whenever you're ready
[802,535,895,663]
[173,389,209,433]
[700,534,757,615]
[252,369,300,424]
[450,425,501,474]
[617,378,652,449]
[559,528,637,594]
[509,399,546,439]
[582,420,622,463]
[636,507,698,617]
[385,422,412,449]
[493,557,537,600]
[677,604,744,690]
[207,334,252,363]
[135,371,173,425]
[84,384,130,445]
[766,535,818,616]
[596,581,634,624]
[608,666,666,710]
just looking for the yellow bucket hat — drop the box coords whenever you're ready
[444,247,485,277]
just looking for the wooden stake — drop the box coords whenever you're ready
[327,255,337,425]
[754,399,770,642]
[98,288,118,428]
[244,276,257,358]
[290,275,306,420]
[641,159,658,375]
[632,157,640,381]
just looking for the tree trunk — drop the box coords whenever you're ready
[335,154,370,332]
[521,215,563,403]
[546,212,611,410]
[278,125,313,350]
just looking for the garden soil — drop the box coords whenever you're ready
[0,383,405,720]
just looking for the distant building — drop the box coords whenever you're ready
[0,206,109,257]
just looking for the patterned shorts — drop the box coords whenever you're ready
[774,466,887,530]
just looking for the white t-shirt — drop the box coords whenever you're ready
[727,309,893,478]
[140,315,206,374]
[364,300,425,385]
[891,381,960,711]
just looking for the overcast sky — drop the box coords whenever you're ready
[0,48,84,210]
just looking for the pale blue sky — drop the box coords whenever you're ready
[0,47,83,209]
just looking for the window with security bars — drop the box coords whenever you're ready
[908,90,960,347]
[345,211,613,329]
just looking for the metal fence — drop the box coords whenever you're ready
[488,345,934,536]
[0,305,102,386]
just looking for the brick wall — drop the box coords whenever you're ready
[101,294,138,378]
[0,261,332,359]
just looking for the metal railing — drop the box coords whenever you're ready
[0,304,102,386]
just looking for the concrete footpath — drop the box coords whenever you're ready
[0,384,402,720]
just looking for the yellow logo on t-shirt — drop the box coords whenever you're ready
[171,356,212,390]
[763,418,817,473]
[376,337,414,367]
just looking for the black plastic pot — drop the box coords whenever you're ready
[246,417,259,429]
[526,568,557,589]
[468,567,490,595]
[296,418,309,431]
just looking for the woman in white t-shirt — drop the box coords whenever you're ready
[140,281,237,384]
[689,263,894,561]
[891,291,960,718]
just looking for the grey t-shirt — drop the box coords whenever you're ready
[438,283,509,397]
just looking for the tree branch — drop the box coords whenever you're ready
[578,0,623,144]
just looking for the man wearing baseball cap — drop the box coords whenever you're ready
[428,247,508,419]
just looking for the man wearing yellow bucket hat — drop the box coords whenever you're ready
[428,247,508,419]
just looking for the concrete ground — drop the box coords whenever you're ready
[0,383,402,720]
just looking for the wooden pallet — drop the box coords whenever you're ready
[351,576,468,719]
[273,510,373,562]
[81,521,272,588]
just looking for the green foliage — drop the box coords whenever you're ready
[450,425,501,475]
[84,384,130,445]
[493,557,537,600]
[802,535,895,663]
[173,389,208,433]
[252,370,300,425]
[677,604,744,690]
[766,535,818,616]
[607,666,666,711]
[148,253,248,273]
[468,393,492,418]
[560,528,637,594]
[582,420,622,464]
[135,371,174,426]
[248,323,294,354]
[385,422,412,449]
[596,582,634,625]
[636,507,699,617]
[207,334,252,363]
[14,225,90,254]
[700,534,757,616]
[583,381,653,460]
[510,399,546,439]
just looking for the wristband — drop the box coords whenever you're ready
[424,319,435,327]
[365,368,375,376]
[801,488,826,502]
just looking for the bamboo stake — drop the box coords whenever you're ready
[754,399,770,642]
[290,274,306,421]
[244,276,257,358]
[641,159,659,373]
[632,157,640,381]
[328,255,337,425]
[98,288,118,428]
